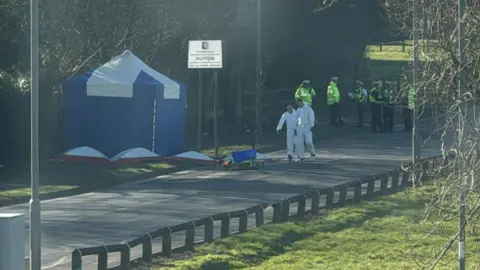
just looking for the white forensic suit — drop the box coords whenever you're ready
[276,109,298,156]
[295,103,316,158]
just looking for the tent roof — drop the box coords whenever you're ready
[86,50,180,99]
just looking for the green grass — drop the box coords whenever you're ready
[365,44,413,62]
[0,161,177,204]
[147,185,480,270]
[362,40,442,79]
[365,40,439,61]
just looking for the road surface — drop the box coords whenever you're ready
[1,127,444,269]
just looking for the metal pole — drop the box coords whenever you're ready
[412,0,421,166]
[458,0,466,267]
[197,70,203,150]
[30,0,41,268]
[255,0,263,138]
[213,71,219,156]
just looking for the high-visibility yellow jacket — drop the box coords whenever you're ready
[383,89,393,105]
[369,87,381,103]
[295,85,316,105]
[327,81,340,105]
[355,87,367,103]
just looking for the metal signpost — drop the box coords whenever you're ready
[188,40,223,155]
[30,0,41,269]
[256,0,263,138]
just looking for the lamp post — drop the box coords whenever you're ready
[255,0,263,138]
[412,0,420,167]
[457,0,466,267]
[29,0,41,269]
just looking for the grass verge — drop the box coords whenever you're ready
[0,161,181,206]
[145,185,480,270]
[0,140,286,207]
[0,125,368,206]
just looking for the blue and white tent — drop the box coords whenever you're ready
[62,50,186,158]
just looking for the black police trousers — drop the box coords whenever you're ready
[371,103,382,132]
[329,103,343,126]
[383,105,395,132]
[403,107,413,132]
[356,103,365,127]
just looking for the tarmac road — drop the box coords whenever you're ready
[1,126,445,270]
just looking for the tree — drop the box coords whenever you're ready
[381,0,480,267]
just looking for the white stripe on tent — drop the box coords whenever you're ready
[63,147,108,159]
[110,147,159,162]
[86,50,180,99]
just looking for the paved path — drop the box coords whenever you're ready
[1,127,444,270]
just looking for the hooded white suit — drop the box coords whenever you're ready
[276,109,297,156]
[295,103,316,158]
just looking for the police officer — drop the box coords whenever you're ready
[353,80,368,127]
[382,80,395,132]
[370,80,383,133]
[327,76,342,126]
[295,80,316,107]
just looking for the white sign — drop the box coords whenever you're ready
[188,40,223,69]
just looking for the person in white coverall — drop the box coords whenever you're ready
[276,105,297,161]
[295,98,316,160]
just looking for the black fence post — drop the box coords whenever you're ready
[239,210,248,233]
[255,205,264,227]
[326,188,334,209]
[311,190,320,214]
[281,199,290,221]
[391,170,400,193]
[221,214,230,238]
[162,227,172,257]
[380,173,389,195]
[185,221,196,251]
[402,169,410,188]
[414,164,422,186]
[366,178,375,199]
[119,244,131,270]
[98,246,108,270]
[142,234,153,263]
[71,249,82,270]
[205,217,214,243]
[422,160,430,182]
[338,185,347,206]
[441,157,449,176]
[353,181,362,204]
[297,195,306,220]
[272,202,282,223]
